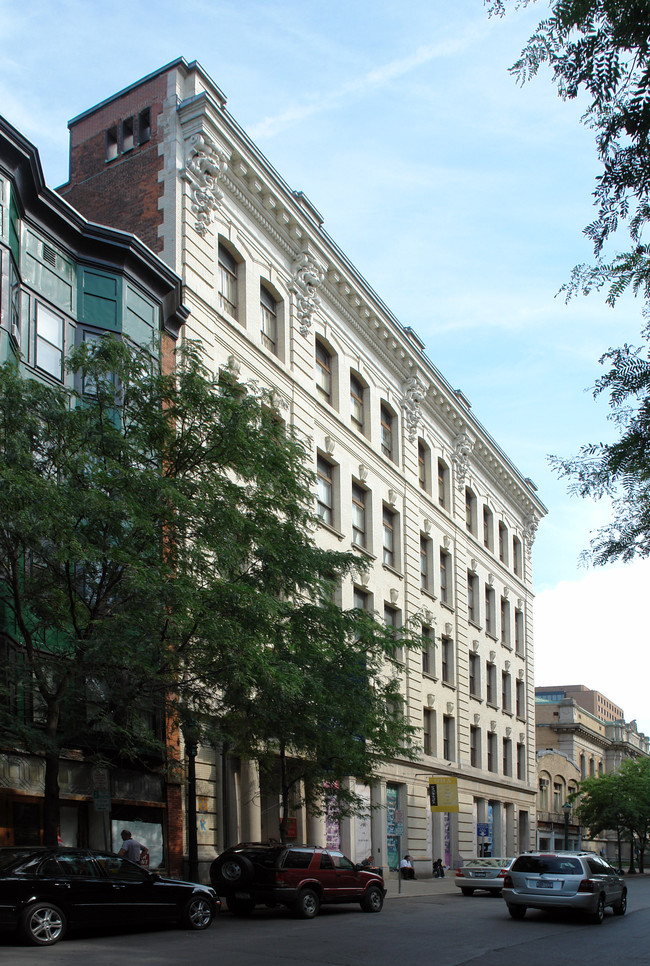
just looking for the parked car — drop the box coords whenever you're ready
[454,857,516,896]
[502,851,626,924]
[210,843,386,918]
[0,847,219,946]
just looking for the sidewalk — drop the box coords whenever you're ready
[384,872,457,899]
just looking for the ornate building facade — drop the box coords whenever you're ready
[59,58,546,878]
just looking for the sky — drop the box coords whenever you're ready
[2,0,649,730]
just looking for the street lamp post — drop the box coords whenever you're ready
[563,801,571,850]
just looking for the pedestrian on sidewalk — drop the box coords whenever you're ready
[433,858,445,878]
[400,855,416,880]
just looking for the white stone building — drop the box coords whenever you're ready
[60,57,546,877]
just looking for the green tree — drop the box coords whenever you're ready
[0,336,416,846]
[488,0,650,563]
[576,757,650,871]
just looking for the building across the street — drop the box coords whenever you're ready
[0,114,187,871]
[53,57,548,879]
[535,684,649,860]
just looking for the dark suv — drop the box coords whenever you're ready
[210,843,386,918]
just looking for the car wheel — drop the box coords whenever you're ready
[590,894,606,925]
[182,895,215,930]
[210,853,254,889]
[613,890,627,916]
[20,902,67,946]
[461,887,474,896]
[294,888,320,919]
[226,896,256,917]
[508,905,526,920]
[360,886,384,913]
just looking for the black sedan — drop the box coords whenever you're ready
[0,847,219,946]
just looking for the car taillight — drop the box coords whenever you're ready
[497,869,508,879]
[275,872,285,885]
[578,878,596,892]
[502,874,513,888]
[456,869,464,877]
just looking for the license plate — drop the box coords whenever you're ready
[536,880,554,889]
[474,872,487,878]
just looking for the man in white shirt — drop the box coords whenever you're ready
[400,854,415,879]
[117,829,148,865]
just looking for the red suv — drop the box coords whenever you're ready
[210,843,386,919]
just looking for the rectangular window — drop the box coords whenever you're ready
[485,586,496,636]
[441,636,453,685]
[486,663,496,706]
[517,742,526,780]
[465,488,477,534]
[469,652,480,697]
[260,284,278,353]
[513,536,523,577]
[218,245,238,318]
[352,484,367,548]
[500,597,511,646]
[420,535,432,592]
[516,679,525,718]
[315,341,332,404]
[106,125,118,161]
[515,608,525,655]
[422,626,435,677]
[503,738,512,776]
[35,302,64,380]
[317,457,334,526]
[438,459,449,509]
[423,708,433,755]
[502,671,511,712]
[499,522,508,564]
[440,550,451,605]
[384,604,402,662]
[443,715,454,761]
[483,506,493,550]
[487,732,497,772]
[138,107,151,144]
[382,506,397,568]
[380,404,394,460]
[9,260,21,343]
[470,726,480,767]
[121,116,134,153]
[467,571,479,624]
[353,586,371,611]
[350,374,364,432]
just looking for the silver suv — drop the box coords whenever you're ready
[502,851,626,924]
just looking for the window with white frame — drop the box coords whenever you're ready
[513,535,523,576]
[422,625,435,677]
[469,652,480,698]
[441,636,453,685]
[384,603,402,662]
[260,283,278,354]
[500,596,511,646]
[483,505,493,551]
[423,708,434,756]
[487,732,497,772]
[418,439,431,493]
[515,607,525,655]
[218,244,238,318]
[501,670,511,712]
[485,585,496,637]
[486,662,497,706]
[465,487,477,535]
[516,678,525,718]
[498,521,508,564]
[380,403,395,461]
[350,372,365,433]
[502,738,512,776]
[470,725,481,767]
[35,302,64,380]
[315,339,333,405]
[440,549,452,605]
[352,483,368,549]
[443,714,455,761]
[438,458,450,510]
[353,586,371,611]
[467,571,479,625]
[382,505,398,568]
[517,742,526,780]
[420,534,433,592]
[316,456,334,526]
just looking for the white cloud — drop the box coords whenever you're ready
[535,559,650,735]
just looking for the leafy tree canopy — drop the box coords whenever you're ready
[0,336,417,845]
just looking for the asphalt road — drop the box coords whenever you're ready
[3,877,650,965]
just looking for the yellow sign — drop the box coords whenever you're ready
[428,776,459,813]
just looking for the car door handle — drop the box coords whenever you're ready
[112,884,127,890]
[54,882,71,889]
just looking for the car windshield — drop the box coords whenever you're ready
[513,855,582,874]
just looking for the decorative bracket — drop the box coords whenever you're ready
[401,374,427,442]
[290,252,325,336]
[184,133,229,237]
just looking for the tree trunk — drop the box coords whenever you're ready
[42,706,61,847]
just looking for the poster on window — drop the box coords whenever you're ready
[354,782,371,862]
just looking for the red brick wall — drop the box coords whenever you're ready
[60,73,168,254]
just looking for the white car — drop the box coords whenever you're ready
[454,857,516,896]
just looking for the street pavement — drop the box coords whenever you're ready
[384,871,456,899]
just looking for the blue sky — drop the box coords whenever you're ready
[2,0,648,730]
